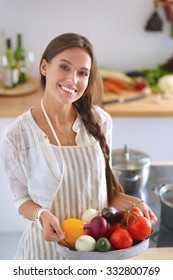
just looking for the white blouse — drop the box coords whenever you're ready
[0,105,112,211]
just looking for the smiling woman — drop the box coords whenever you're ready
[40,48,91,106]
[0,33,157,260]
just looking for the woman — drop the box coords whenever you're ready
[0,33,157,259]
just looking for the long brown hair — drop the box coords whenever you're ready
[40,33,123,204]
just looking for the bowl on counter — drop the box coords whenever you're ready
[56,239,149,260]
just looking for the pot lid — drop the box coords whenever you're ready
[112,145,151,170]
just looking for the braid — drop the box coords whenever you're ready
[74,95,124,205]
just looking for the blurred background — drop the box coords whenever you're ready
[0,0,172,77]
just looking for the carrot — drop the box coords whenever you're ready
[103,79,123,94]
[105,77,134,91]
[103,81,110,93]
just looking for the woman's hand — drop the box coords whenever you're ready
[111,192,158,226]
[134,201,157,226]
[40,211,65,242]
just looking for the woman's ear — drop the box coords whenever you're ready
[40,59,47,76]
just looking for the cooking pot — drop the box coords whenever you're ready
[154,184,173,231]
[112,146,151,193]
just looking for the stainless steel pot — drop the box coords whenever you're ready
[154,184,173,231]
[112,146,151,193]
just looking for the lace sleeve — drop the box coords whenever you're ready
[0,128,31,210]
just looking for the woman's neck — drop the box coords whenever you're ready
[41,97,77,126]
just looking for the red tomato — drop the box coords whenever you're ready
[107,223,121,238]
[131,207,144,216]
[123,206,143,225]
[128,216,152,240]
[110,228,133,250]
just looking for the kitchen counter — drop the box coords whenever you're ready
[0,89,173,118]
[103,93,173,117]
[0,89,42,118]
[130,247,173,260]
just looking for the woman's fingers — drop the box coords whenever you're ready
[142,207,158,225]
[40,211,65,242]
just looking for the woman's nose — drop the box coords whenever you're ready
[66,71,78,84]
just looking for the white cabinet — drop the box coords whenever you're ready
[112,118,173,161]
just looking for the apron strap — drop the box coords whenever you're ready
[40,99,62,147]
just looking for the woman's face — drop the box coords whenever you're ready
[40,47,92,105]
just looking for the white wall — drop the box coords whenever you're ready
[0,0,172,77]
[112,118,173,161]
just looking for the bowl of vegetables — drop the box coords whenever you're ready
[56,202,151,260]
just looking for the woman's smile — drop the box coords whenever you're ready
[59,84,77,96]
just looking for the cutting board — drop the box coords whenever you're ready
[0,77,39,96]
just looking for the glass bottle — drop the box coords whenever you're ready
[14,33,27,83]
[2,38,18,88]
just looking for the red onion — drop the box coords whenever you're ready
[83,216,108,240]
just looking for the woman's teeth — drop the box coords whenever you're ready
[61,85,76,94]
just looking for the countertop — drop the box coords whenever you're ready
[0,88,173,118]
[103,92,173,117]
[0,88,42,118]
[130,247,173,260]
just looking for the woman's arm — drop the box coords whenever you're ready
[19,200,65,242]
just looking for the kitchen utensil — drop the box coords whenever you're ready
[112,146,151,193]
[154,184,173,231]
[103,95,146,105]
[63,239,75,251]
[145,0,163,32]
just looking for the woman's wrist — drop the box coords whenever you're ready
[33,208,50,227]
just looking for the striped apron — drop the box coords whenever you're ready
[14,101,108,259]
[14,142,108,259]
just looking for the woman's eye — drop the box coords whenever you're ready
[59,64,69,71]
[79,71,89,77]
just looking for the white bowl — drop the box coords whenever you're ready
[56,239,149,260]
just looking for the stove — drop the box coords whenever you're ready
[124,165,173,248]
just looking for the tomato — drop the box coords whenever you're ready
[123,206,143,225]
[128,216,152,240]
[131,206,144,216]
[107,222,121,238]
[109,228,133,250]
